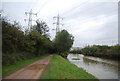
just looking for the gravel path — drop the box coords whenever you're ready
[4,55,52,79]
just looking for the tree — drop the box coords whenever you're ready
[28,30,53,56]
[2,18,55,65]
[54,30,74,53]
[33,20,50,38]
[2,20,25,53]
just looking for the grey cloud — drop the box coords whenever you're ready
[2,1,118,47]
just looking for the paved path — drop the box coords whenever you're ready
[4,55,52,79]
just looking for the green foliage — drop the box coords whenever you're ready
[2,19,75,66]
[70,49,82,54]
[2,52,34,66]
[33,20,49,38]
[70,45,120,60]
[54,30,74,53]
[59,53,68,59]
[2,19,54,65]
[40,55,97,79]
[2,20,25,53]
[28,31,53,55]
[81,45,120,60]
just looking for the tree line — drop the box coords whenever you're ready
[2,18,74,65]
[70,45,120,60]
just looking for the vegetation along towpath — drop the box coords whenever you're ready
[4,55,52,79]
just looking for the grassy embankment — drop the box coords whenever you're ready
[40,55,97,79]
[3,54,47,78]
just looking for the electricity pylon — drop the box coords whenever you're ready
[24,9,37,31]
[53,14,64,35]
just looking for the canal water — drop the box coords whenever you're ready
[67,54,119,79]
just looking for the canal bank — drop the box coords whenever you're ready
[40,54,97,79]
[67,54,119,79]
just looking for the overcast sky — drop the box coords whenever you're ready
[1,0,119,47]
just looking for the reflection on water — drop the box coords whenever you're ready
[67,54,119,79]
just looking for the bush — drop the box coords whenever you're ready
[59,53,68,59]
[2,52,35,65]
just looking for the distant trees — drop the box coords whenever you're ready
[70,49,82,54]
[70,45,120,60]
[54,30,74,53]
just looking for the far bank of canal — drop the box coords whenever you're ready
[67,54,119,79]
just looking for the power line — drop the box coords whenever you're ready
[61,1,109,18]
[24,9,37,31]
[53,14,64,35]
[36,0,49,14]
[61,0,90,16]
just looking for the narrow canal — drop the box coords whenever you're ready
[67,54,119,79]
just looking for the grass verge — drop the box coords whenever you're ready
[2,54,47,78]
[40,55,97,79]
